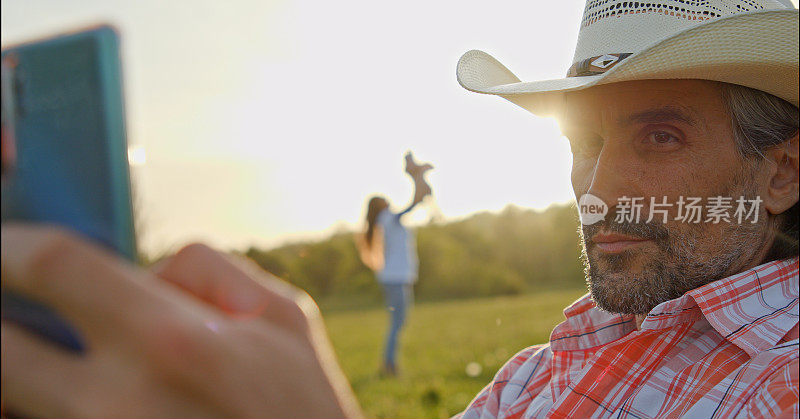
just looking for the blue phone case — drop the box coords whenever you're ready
[1,26,136,352]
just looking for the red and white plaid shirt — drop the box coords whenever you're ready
[459,258,799,418]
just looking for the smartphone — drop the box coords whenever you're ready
[1,26,136,352]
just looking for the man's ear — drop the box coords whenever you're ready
[764,132,799,216]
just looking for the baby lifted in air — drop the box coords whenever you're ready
[404,151,433,201]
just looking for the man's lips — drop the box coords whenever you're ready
[591,233,650,253]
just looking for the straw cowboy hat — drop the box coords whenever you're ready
[457,0,799,116]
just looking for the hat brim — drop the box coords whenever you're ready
[457,9,799,116]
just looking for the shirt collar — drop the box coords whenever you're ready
[550,295,637,351]
[550,258,799,356]
[683,257,799,357]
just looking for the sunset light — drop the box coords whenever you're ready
[1,0,585,255]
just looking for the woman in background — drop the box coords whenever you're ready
[358,152,433,376]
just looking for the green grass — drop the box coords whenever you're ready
[321,288,587,418]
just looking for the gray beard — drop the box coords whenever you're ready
[579,200,768,315]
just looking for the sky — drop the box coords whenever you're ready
[4,0,796,255]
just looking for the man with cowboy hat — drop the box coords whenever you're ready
[455,0,799,416]
[0,0,797,417]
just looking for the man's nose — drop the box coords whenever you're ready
[585,144,631,208]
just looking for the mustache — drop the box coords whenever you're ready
[581,218,670,244]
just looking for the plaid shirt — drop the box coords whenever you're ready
[459,258,799,418]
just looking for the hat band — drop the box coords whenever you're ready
[567,53,633,77]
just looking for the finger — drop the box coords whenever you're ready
[153,246,263,314]
[2,321,217,419]
[1,322,89,418]
[154,243,314,333]
[1,224,213,345]
[153,246,357,415]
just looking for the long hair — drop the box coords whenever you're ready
[365,197,387,246]
[357,196,387,271]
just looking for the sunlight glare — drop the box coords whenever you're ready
[127,145,147,167]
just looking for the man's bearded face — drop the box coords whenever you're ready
[562,80,773,315]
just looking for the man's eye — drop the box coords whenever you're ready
[645,131,679,145]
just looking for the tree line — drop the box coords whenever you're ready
[244,204,587,306]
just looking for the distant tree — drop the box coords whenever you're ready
[245,204,586,304]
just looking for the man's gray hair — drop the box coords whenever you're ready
[721,83,799,259]
[723,84,799,158]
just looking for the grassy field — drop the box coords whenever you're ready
[322,288,588,418]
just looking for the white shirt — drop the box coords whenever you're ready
[376,209,418,284]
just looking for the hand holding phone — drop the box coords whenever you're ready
[1,26,136,352]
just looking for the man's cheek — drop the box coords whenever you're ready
[663,220,705,252]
